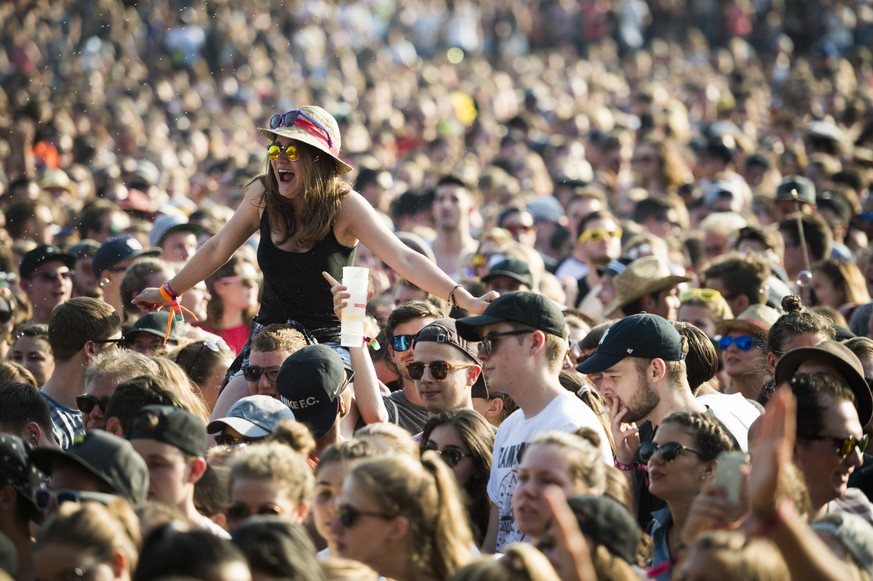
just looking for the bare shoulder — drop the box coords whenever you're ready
[335,190,371,239]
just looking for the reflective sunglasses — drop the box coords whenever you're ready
[426,447,473,468]
[717,335,762,351]
[226,502,283,523]
[335,503,394,528]
[75,395,110,414]
[679,288,723,303]
[242,365,281,383]
[0,310,11,324]
[391,334,415,352]
[406,361,473,381]
[578,227,622,245]
[34,270,74,282]
[799,433,870,460]
[638,441,705,463]
[35,488,118,512]
[267,143,299,161]
[480,329,534,355]
[269,110,334,148]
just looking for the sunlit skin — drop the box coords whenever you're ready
[330,475,400,574]
[130,439,197,509]
[422,425,476,487]
[312,461,349,553]
[389,318,436,387]
[597,358,660,424]
[160,230,199,262]
[10,335,55,386]
[246,349,291,398]
[412,341,479,416]
[678,304,717,337]
[270,136,306,201]
[720,331,767,399]
[22,261,73,323]
[83,375,115,431]
[646,423,711,502]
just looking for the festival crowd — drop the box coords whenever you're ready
[0,0,872,579]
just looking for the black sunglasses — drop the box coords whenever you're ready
[335,504,394,528]
[406,361,473,381]
[425,447,473,468]
[391,334,415,352]
[480,329,533,355]
[799,433,870,460]
[214,433,258,448]
[639,441,706,463]
[75,395,110,414]
[242,365,281,383]
[226,503,283,523]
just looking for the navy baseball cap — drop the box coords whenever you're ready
[577,313,685,374]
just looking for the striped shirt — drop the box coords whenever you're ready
[39,390,83,449]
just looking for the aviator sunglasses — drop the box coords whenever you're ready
[638,441,706,463]
[406,361,473,381]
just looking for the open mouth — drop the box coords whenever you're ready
[278,170,295,183]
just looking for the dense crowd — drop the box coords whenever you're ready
[1,0,873,580]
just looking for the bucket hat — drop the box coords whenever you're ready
[604,257,691,316]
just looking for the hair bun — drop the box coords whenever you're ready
[781,294,803,314]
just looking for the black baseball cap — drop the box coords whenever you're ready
[30,430,149,507]
[577,313,685,374]
[275,345,353,440]
[20,245,75,279]
[566,495,640,564]
[127,311,179,343]
[456,291,566,341]
[482,258,534,288]
[0,434,44,513]
[128,404,207,457]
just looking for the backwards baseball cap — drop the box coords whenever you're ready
[414,318,488,399]
[30,431,149,507]
[0,434,44,513]
[275,345,353,440]
[577,313,685,374]
[776,175,816,205]
[482,258,534,288]
[456,291,566,341]
[20,245,75,279]
[566,495,640,564]
[128,404,207,457]
[148,214,204,248]
[774,340,873,428]
[207,395,296,437]
[92,235,161,277]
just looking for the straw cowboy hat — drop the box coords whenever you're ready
[715,304,780,338]
[605,257,691,316]
[258,106,353,174]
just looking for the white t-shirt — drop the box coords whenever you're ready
[487,391,611,552]
[697,392,762,452]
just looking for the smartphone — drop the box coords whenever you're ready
[711,451,747,504]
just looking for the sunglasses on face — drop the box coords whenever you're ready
[577,227,622,245]
[391,334,415,352]
[75,395,110,414]
[242,365,281,383]
[214,433,259,448]
[717,335,762,351]
[269,110,334,148]
[679,288,723,303]
[425,446,473,468]
[335,503,394,528]
[35,488,118,512]
[406,361,473,381]
[638,441,705,463]
[480,329,533,355]
[267,143,299,161]
[799,433,870,460]
[34,270,74,282]
[504,223,534,235]
[226,502,283,523]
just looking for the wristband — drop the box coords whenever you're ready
[448,284,463,307]
[160,282,179,302]
[364,336,380,350]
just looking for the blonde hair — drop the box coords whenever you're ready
[0,360,36,388]
[812,258,871,306]
[450,543,561,581]
[319,556,382,581]
[151,357,210,423]
[526,431,607,495]
[686,531,789,581]
[228,442,314,509]
[355,422,420,457]
[350,453,475,579]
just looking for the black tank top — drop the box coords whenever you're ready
[256,207,356,341]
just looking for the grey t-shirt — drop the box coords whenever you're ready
[383,390,428,435]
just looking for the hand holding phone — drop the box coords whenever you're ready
[711,451,747,505]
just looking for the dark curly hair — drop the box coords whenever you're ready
[660,411,737,461]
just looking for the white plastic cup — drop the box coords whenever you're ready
[340,266,369,346]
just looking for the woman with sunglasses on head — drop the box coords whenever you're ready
[512,430,609,546]
[331,452,475,580]
[133,106,495,374]
[225,441,314,531]
[644,411,736,581]
[9,323,55,386]
[420,409,495,546]
[714,304,780,401]
[200,254,260,356]
[677,288,733,338]
[171,339,235,411]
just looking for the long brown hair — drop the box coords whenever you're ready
[260,141,351,247]
[204,253,256,330]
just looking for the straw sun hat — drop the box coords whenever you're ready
[605,257,691,316]
[715,304,781,338]
[257,106,353,174]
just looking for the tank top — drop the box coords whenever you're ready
[257,206,356,341]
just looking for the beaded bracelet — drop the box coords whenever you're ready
[448,284,463,307]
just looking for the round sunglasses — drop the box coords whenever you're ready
[639,441,706,463]
[267,143,299,161]
[406,361,473,381]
